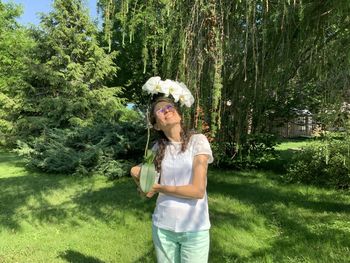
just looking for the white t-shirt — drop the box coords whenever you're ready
[152,133,213,232]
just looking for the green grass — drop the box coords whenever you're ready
[275,138,318,151]
[0,151,155,263]
[267,138,320,173]
[208,170,350,263]
[1,148,350,262]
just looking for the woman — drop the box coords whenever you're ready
[130,95,213,263]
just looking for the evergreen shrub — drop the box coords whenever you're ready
[16,110,147,178]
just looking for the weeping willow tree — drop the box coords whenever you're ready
[97,0,350,145]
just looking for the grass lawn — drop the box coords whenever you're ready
[275,137,318,151]
[0,147,349,262]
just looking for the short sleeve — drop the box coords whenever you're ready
[192,134,214,164]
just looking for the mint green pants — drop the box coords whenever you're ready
[152,225,210,263]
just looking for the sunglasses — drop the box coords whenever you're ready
[156,104,175,116]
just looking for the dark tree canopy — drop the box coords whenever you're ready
[97,0,350,142]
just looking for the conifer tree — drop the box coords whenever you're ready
[16,0,120,139]
[0,1,34,145]
[11,0,144,176]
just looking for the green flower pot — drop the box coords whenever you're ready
[139,163,158,193]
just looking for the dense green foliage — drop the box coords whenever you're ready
[15,0,119,138]
[94,0,350,169]
[212,133,277,169]
[285,133,350,189]
[17,112,146,177]
[97,0,350,139]
[0,2,34,144]
[0,0,147,176]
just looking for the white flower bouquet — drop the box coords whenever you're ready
[142,76,194,108]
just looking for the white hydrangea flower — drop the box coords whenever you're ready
[142,76,163,94]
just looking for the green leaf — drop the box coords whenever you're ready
[144,149,155,164]
[139,163,157,193]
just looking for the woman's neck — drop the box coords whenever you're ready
[163,125,182,142]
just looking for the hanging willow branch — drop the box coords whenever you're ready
[98,0,115,52]
[96,0,350,146]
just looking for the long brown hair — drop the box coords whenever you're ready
[149,97,194,173]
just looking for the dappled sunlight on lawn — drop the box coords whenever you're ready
[207,169,350,262]
[0,167,155,231]
[1,151,349,262]
[0,151,157,262]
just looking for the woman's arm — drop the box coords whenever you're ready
[151,154,209,199]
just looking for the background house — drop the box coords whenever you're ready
[272,108,316,138]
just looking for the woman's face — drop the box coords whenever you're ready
[153,101,182,131]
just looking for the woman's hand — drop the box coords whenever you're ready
[150,183,161,192]
[144,183,160,198]
[146,191,157,198]
[136,187,157,199]
[130,165,141,185]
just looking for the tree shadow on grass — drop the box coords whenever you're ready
[0,172,70,230]
[0,151,157,262]
[68,180,155,224]
[207,171,350,262]
[130,245,156,263]
[259,149,297,174]
[0,150,155,231]
[2,151,349,262]
[0,163,157,261]
[0,150,25,165]
[0,175,156,230]
[58,250,105,263]
[208,173,350,214]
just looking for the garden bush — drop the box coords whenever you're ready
[212,133,277,169]
[284,137,350,189]
[15,110,147,178]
